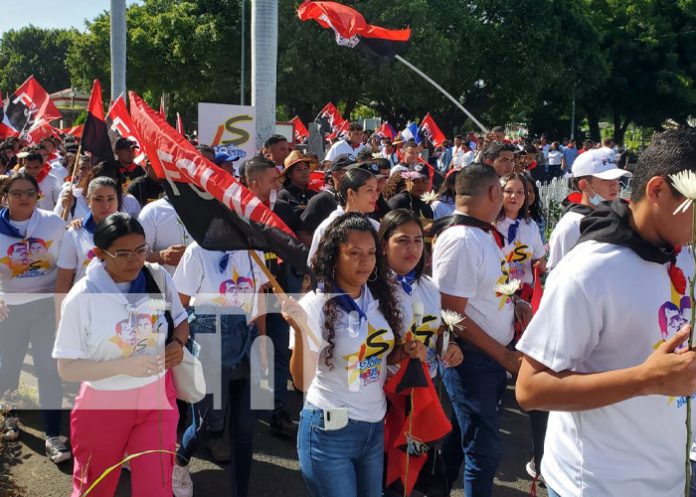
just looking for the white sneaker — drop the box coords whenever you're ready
[172,464,193,497]
[45,436,72,464]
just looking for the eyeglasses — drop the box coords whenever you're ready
[7,189,37,199]
[103,244,150,262]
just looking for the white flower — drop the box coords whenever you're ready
[148,299,171,313]
[496,279,521,296]
[441,309,464,328]
[412,301,424,317]
[670,170,696,214]
[420,190,438,204]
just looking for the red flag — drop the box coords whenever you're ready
[159,95,166,119]
[375,122,396,141]
[327,120,349,142]
[128,91,309,273]
[531,265,544,313]
[384,358,451,495]
[289,116,309,143]
[106,96,146,165]
[298,2,411,59]
[4,76,62,132]
[313,102,345,136]
[60,124,84,138]
[419,113,447,148]
[81,79,113,163]
[176,112,185,135]
[24,119,60,145]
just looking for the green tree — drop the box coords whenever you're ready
[0,26,78,93]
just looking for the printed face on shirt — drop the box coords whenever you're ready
[1,237,53,278]
[111,313,158,356]
[658,301,688,340]
[214,268,256,313]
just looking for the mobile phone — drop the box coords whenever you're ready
[323,407,349,431]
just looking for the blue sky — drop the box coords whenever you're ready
[1,0,142,37]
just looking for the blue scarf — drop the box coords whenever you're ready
[507,219,520,244]
[124,269,147,305]
[219,253,230,273]
[332,284,367,325]
[83,213,97,234]
[0,208,25,238]
[396,270,417,296]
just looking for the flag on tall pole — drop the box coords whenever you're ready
[81,79,113,163]
[297,1,411,59]
[313,102,345,137]
[106,95,146,165]
[374,122,396,141]
[400,122,422,145]
[418,113,447,148]
[289,116,309,143]
[128,91,309,273]
[3,76,62,134]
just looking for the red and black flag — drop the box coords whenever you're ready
[375,122,397,141]
[290,116,309,143]
[128,91,310,274]
[384,357,451,496]
[81,79,114,163]
[314,102,345,137]
[297,1,411,59]
[419,113,447,148]
[106,95,146,165]
[3,76,62,133]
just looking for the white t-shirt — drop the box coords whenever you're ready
[56,225,97,282]
[496,217,546,285]
[290,286,396,422]
[432,221,515,345]
[173,244,269,320]
[0,208,66,305]
[53,261,187,391]
[53,185,90,222]
[325,140,371,163]
[50,162,69,184]
[547,210,586,270]
[307,206,381,266]
[431,197,455,220]
[121,193,142,218]
[37,173,61,211]
[517,241,694,497]
[138,198,192,275]
[394,275,442,377]
[461,150,475,167]
[547,150,564,166]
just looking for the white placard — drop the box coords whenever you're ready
[198,103,256,162]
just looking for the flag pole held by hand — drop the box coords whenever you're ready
[61,143,82,221]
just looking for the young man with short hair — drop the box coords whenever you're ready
[22,151,61,210]
[482,142,516,177]
[324,122,370,162]
[516,128,696,497]
[262,134,291,168]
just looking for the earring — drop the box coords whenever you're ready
[368,269,378,282]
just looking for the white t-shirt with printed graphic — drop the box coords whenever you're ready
[496,217,546,285]
[37,173,61,211]
[56,226,97,282]
[53,260,188,391]
[547,210,585,270]
[432,221,515,346]
[0,208,66,305]
[290,286,396,423]
[138,198,191,276]
[394,275,442,378]
[173,244,268,320]
[517,240,694,497]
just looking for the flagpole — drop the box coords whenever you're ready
[394,55,488,133]
[60,143,82,221]
[247,250,321,349]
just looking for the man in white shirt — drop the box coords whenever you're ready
[516,128,696,497]
[379,139,399,167]
[22,152,60,211]
[324,122,371,163]
[547,149,632,270]
[433,164,531,497]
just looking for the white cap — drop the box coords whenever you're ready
[390,164,409,176]
[572,149,632,180]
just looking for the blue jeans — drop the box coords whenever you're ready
[441,346,507,497]
[297,406,384,497]
[547,486,562,497]
[265,312,290,412]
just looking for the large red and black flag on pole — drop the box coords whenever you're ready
[313,102,345,137]
[128,92,310,273]
[384,357,451,496]
[81,79,114,162]
[107,95,146,165]
[290,116,309,143]
[3,76,62,134]
[419,113,447,148]
[297,1,411,59]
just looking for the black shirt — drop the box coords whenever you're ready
[127,175,164,206]
[277,183,317,216]
[300,188,338,233]
[387,191,434,220]
[370,195,390,222]
[272,198,302,234]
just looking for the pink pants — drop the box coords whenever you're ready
[70,372,179,497]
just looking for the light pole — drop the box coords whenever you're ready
[241,0,246,106]
[110,0,127,102]
[251,0,278,149]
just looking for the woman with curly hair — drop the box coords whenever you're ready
[283,213,426,497]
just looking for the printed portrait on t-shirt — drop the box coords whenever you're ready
[0,237,53,278]
[344,323,395,390]
[110,313,158,356]
[505,241,532,282]
[214,267,256,313]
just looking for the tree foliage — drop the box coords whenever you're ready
[0,26,78,93]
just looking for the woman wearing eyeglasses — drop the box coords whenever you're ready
[0,172,70,462]
[53,213,189,497]
[55,177,121,295]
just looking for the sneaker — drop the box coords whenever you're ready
[526,459,546,486]
[46,436,72,464]
[270,410,297,439]
[172,464,194,497]
[1,415,20,441]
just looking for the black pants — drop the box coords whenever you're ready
[529,410,549,471]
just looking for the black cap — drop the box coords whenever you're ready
[408,163,430,179]
[115,137,138,151]
[328,155,356,174]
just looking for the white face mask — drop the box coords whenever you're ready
[588,187,607,207]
